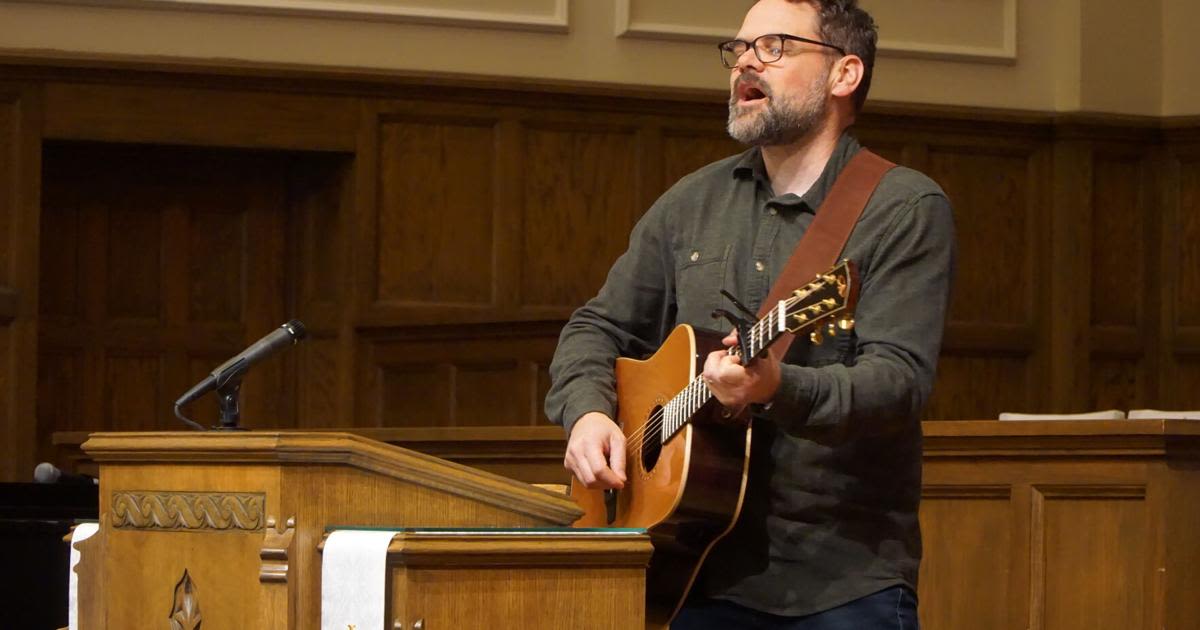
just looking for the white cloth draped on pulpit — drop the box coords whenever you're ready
[321,529,398,630]
[68,522,100,630]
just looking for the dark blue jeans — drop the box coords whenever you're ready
[671,586,919,630]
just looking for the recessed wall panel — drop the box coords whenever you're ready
[1040,490,1147,630]
[925,356,1028,419]
[1091,156,1143,328]
[928,148,1031,325]
[521,127,638,308]
[377,118,496,306]
[918,489,1011,630]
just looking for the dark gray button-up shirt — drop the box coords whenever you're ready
[545,132,956,616]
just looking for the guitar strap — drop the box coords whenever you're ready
[758,148,896,360]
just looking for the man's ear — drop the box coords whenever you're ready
[829,54,864,100]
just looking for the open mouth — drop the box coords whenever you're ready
[736,81,769,104]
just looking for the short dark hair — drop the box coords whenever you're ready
[795,0,878,112]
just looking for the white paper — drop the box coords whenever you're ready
[321,529,398,630]
[1127,409,1200,420]
[68,522,100,630]
[998,409,1126,421]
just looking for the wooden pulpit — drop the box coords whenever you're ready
[70,431,631,629]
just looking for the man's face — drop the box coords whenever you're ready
[727,0,834,146]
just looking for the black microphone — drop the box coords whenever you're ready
[174,319,307,411]
[34,462,99,485]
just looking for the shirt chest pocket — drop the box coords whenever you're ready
[673,244,730,328]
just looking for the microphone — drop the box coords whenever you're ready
[174,319,307,412]
[34,462,98,485]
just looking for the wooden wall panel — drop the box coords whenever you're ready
[1177,155,1200,328]
[520,125,640,309]
[358,323,561,427]
[1090,155,1144,328]
[928,147,1032,325]
[1088,358,1145,412]
[1037,488,1148,630]
[3,66,1199,478]
[36,143,324,434]
[918,488,1012,630]
[0,82,39,480]
[376,117,497,307]
[925,356,1028,419]
[0,92,15,284]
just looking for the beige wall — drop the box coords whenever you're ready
[1163,0,1200,117]
[0,0,1195,116]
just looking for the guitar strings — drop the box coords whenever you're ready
[620,304,778,458]
[619,292,844,461]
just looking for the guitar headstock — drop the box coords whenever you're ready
[782,260,859,344]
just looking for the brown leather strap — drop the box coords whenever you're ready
[760,149,895,359]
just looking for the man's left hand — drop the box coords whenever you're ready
[702,329,781,413]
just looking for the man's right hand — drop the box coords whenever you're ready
[564,412,627,489]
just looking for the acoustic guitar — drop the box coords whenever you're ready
[570,260,859,627]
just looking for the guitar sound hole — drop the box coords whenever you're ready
[641,405,664,472]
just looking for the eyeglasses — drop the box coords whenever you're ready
[718,33,846,69]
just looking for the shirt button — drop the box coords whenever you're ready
[690,251,700,262]
[755,261,765,272]
[768,207,778,215]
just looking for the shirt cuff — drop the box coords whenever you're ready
[560,393,616,437]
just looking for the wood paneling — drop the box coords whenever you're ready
[2,62,1199,480]
[926,356,1029,420]
[376,116,498,307]
[918,487,1012,630]
[0,82,40,481]
[36,143,345,435]
[1091,154,1146,328]
[358,322,561,428]
[1037,487,1149,630]
[928,146,1033,325]
[1089,358,1145,412]
[521,124,640,309]
[1177,155,1200,327]
[0,91,17,284]
[43,83,359,151]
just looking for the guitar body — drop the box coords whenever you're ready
[570,324,753,627]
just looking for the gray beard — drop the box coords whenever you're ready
[727,77,828,146]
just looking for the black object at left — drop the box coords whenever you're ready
[0,481,99,630]
[174,319,307,431]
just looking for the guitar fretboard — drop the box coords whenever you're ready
[659,305,787,441]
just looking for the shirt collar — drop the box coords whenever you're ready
[732,132,863,214]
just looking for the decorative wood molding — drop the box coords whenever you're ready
[27,0,570,33]
[169,569,202,630]
[111,491,266,531]
[385,529,653,567]
[614,0,1017,64]
[259,516,296,583]
[922,484,1011,500]
[86,432,583,524]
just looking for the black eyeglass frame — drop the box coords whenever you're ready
[717,33,846,69]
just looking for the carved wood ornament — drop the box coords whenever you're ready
[169,569,201,630]
[112,492,265,531]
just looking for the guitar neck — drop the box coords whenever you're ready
[660,310,787,442]
[657,260,857,444]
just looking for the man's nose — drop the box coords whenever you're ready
[736,47,764,71]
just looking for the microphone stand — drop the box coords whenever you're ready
[215,379,245,431]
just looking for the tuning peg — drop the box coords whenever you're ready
[827,322,837,337]
[810,331,823,345]
[837,318,855,331]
